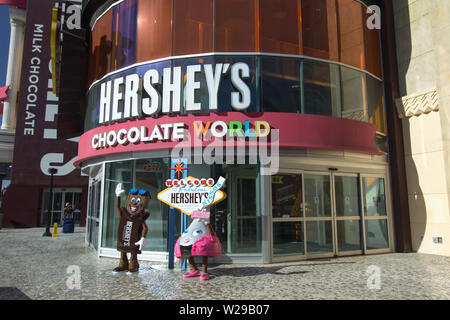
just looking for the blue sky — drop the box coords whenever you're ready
[0,6,11,86]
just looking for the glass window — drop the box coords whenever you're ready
[363,9,382,79]
[273,222,304,256]
[365,219,389,249]
[136,59,171,116]
[136,0,172,63]
[340,66,367,122]
[110,0,138,71]
[215,55,259,112]
[172,56,215,113]
[306,220,333,254]
[301,0,339,61]
[337,0,365,70]
[303,60,341,117]
[363,177,387,217]
[90,10,112,84]
[334,176,361,217]
[134,158,169,252]
[173,0,214,56]
[85,85,100,131]
[304,174,331,217]
[261,56,301,113]
[73,192,82,225]
[260,0,300,55]
[366,76,386,134]
[215,0,259,52]
[337,220,362,251]
[102,161,134,248]
[271,174,303,218]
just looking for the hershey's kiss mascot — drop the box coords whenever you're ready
[114,183,150,273]
[174,177,226,281]
[175,216,222,281]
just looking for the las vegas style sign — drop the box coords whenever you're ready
[157,177,226,215]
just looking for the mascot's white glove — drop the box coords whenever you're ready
[115,183,125,197]
[135,237,145,251]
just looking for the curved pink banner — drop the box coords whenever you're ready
[75,112,383,167]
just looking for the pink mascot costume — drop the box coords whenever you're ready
[175,215,222,281]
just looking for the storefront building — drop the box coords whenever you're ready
[78,0,397,263]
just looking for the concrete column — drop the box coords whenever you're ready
[1,7,26,131]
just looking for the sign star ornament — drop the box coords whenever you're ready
[157,176,226,215]
[170,160,188,179]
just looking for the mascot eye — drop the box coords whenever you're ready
[193,229,203,236]
[183,230,189,235]
[131,197,136,204]
[136,198,141,204]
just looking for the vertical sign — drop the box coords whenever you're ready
[2,0,87,228]
[168,158,188,270]
[12,0,85,186]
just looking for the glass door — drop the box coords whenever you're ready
[87,168,103,252]
[333,174,363,255]
[134,158,169,252]
[362,175,390,252]
[271,173,305,259]
[230,168,261,253]
[270,170,391,261]
[304,173,334,257]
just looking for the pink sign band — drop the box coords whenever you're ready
[191,211,210,219]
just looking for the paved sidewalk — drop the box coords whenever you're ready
[0,228,449,300]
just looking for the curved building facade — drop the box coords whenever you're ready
[79,0,394,263]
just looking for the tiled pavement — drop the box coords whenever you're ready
[0,228,449,300]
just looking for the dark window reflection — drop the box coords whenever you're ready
[337,0,365,70]
[303,60,341,117]
[215,0,259,52]
[111,0,138,71]
[137,0,172,62]
[341,66,366,122]
[172,56,215,114]
[272,174,303,218]
[90,10,112,84]
[366,75,386,134]
[261,0,300,55]
[302,0,339,61]
[173,0,214,55]
[261,57,300,113]
[215,56,259,112]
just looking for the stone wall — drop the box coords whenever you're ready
[393,0,450,256]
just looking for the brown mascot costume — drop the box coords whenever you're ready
[113,183,150,273]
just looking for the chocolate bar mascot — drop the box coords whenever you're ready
[113,183,150,272]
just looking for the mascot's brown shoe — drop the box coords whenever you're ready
[113,265,128,272]
[113,252,129,272]
[128,265,139,272]
[128,254,139,272]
